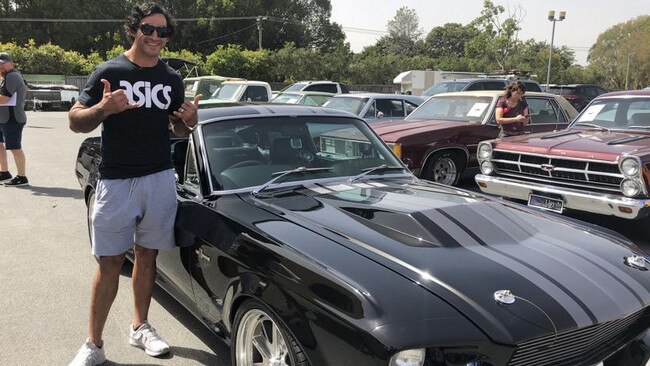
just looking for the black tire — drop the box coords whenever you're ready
[422,150,464,186]
[231,299,309,366]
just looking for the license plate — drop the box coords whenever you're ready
[528,194,564,213]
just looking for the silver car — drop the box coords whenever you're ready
[323,93,425,123]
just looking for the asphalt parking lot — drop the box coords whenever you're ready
[0,111,230,365]
[0,111,647,365]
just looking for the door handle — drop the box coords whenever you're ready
[195,247,211,262]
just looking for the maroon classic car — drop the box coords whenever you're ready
[373,90,578,185]
[476,90,650,226]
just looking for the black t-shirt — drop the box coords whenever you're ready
[78,54,184,179]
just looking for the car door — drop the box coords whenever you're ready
[174,137,239,324]
[155,138,202,314]
[525,96,568,133]
[375,98,406,121]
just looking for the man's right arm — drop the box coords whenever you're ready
[68,102,107,133]
[68,78,138,133]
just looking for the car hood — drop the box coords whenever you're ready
[372,119,472,142]
[252,179,650,345]
[495,129,650,161]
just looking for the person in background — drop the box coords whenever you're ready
[67,3,200,365]
[495,81,529,138]
[0,52,29,186]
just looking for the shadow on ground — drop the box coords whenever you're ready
[18,185,84,199]
[118,261,231,366]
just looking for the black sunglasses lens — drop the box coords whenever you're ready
[158,27,171,38]
[139,24,155,36]
[139,24,170,38]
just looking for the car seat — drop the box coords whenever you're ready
[629,113,650,127]
[270,137,302,165]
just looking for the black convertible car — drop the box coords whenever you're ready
[76,104,650,366]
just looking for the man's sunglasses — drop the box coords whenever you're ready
[139,24,172,38]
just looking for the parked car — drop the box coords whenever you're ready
[547,84,608,111]
[183,75,244,100]
[76,104,650,366]
[200,80,272,104]
[372,90,578,185]
[24,84,79,111]
[476,90,650,227]
[281,80,349,94]
[322,93,424,123]
[422,78,543,96]
[270,90,334,106]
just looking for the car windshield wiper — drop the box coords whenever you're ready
[347,164,409,183]
[574,122,610,132]
[252,167,333,196]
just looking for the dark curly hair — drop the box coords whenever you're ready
[504,81,526,99]
[124,3,176,40]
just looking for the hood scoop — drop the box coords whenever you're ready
[607,135,650,145]
[540,130,581,140]
[339,207,459,248]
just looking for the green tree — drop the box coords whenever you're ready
[466,0,524,72]
[375,6,425,57]
[424,23,479,59]
[588,15,650,90]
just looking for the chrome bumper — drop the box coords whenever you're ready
[475,174,650,219]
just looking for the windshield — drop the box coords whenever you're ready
[571,98,650,131]
[271,93,302,104]
[422,81,470,96]
[283,83,308,92]
[323,97,369,116]
[210,84,243,101]
[406,95,494,122]
[202,116,405,191]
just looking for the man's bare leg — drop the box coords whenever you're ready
[132,245,158,328]
[88,253,126,346]
[11,148,25,176]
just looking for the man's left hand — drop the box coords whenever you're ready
[173,94,202,128]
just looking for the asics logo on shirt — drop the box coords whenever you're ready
[119,80,172,109]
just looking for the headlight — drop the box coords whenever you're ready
[389,348,426,366]
[621,179,641,197]
[478,143,492,160]
[620,157,640,177]
[480,161,494,174]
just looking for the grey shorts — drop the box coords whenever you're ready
[91,169,177,256]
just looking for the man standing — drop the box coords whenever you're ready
[68,3,200,365]
[0,52,28,186]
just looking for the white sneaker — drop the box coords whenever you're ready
[129,321,170,356]
[69,339,106,366]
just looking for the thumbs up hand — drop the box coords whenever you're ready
[98,79,139,117]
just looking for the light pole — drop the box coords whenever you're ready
[545,10,566,92]
[625,52,635,90]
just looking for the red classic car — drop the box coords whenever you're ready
[476,90,650,226]
[373,90,578,185]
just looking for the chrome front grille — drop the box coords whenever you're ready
[508,307,650,366]
[492,150,623,193]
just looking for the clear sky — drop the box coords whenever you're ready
[330,0,650,65]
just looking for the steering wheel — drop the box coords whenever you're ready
[226,160,265,170]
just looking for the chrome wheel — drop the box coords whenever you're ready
[431,156,458,185]
[236,309,292,366]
